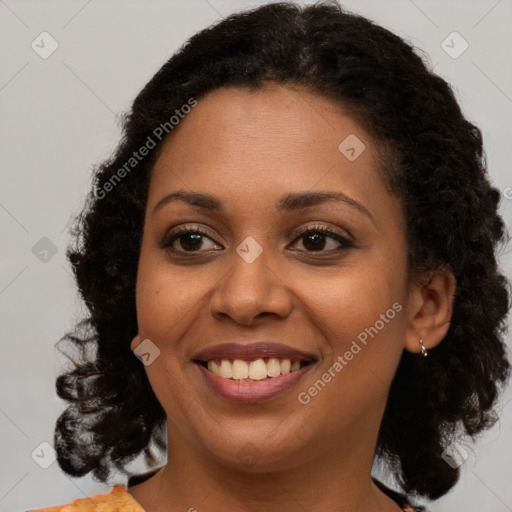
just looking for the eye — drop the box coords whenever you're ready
[160,225,222,253]
[160,224,356,255]
[291,225,355,252]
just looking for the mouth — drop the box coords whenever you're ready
[192,342,318,403]
[194,357,313,381]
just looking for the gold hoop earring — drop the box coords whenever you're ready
[419,339,428,357]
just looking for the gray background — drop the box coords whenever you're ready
[1,0,511,511]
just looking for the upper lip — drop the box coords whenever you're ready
[193,342,317,362]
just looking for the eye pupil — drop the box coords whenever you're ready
[165,227,351,255]
[303,233,326,251]
[180,233,203,251]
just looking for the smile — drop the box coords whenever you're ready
[192,341,317,403]
[199,357,311,381]
[195,360,317,403]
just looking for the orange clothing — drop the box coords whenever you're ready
[26,478,427,511]
[26,485,144,512]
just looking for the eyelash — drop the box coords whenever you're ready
[160,224,356,255]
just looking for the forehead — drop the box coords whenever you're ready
[144,84,407,262]
[146,85,402,234]
[160,84,366,158]
[149,84,383,198]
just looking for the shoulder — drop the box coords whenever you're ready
[372,477,429,512]
[402,505,430,512]
[26,484,145,512]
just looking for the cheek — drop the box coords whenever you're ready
[136,249,205,340]
[299,263,404,342]
[295,254,408,399]
[135,252,205,423]
[293,271,406,433]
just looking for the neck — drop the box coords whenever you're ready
[129,422,402,512]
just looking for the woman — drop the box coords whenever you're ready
[27,2,510,511]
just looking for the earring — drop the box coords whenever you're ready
[419,339,428,357]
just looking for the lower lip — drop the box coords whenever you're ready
[195,362,315,403]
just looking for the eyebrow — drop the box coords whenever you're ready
[152,189,375,224]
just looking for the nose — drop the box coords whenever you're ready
[208,247,293,326]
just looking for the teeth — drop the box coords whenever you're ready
[248,359,267,380]
[280,359,291,375]
[219,359,233,378]
[267,358,281,377]
[232,360,249,379]
[205,358,307,380]
[208,360,220,374]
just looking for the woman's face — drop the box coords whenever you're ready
[135,84,420,469]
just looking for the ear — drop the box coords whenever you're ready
[130,334,141,353]
[403,267,457,354]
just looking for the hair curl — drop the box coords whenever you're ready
[54,1,511,500]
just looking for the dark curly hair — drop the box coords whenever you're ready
[54,0,511,501]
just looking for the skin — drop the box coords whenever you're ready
[128,83,456,512]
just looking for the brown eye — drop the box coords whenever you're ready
[302,232,329,251]
[161,226,222,253]
[292,226,355,252]
[174,232,205,251]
